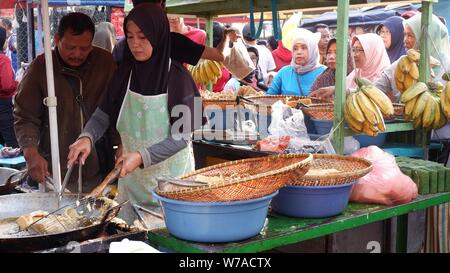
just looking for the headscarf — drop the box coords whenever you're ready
[0,27,6,52]
[93,22,116,52]
[377,16,406,63]
[310,38,354,91]
[100,3,171,123]
[272,40,292,71]
[404,13,450,61]
[346,33,391,89]
[290,28,321,74]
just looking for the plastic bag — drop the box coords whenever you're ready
[350,146,418,205]
[268,101,309,139]
[223,38,256,80]
[344,136,360,155]
[255,135,291,153]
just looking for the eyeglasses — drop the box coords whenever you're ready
[351,48,365,55]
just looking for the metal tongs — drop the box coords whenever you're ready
[27,163,123,230]
[156,176,208,191]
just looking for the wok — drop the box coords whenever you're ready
[0,192,121,252]
[0,168,26,195]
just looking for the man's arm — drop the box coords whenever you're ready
[14,59,49,183]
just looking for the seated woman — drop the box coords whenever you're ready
[267,28,326,96]
[376,16,406,63]
[310,38,353,92]
[309,33,390,100]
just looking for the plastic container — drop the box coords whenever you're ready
[271,181,356,218]
[311,119,333,135]
[354,133,387,147]
[153,191,278,243]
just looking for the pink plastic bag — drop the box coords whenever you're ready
[350,146,418,205]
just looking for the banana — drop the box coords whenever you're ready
[203,61,215,83]
[408,62,419,80]
[442,82,450,118]
[432,97,446,129]
[356,77,373,88]
[396,77,405,93]
[395,66,405,82]
[412,91,429,120]
[404,96,417,120]
[355,92,379,125]
[407,49,420,62]
[413,115,422,128]
[360,85,394,116]
[346,92,366,123]
[399,56,412,73]
[422,96,437,128]
[345,108,363,132]
[211,61,222,76]
[401,82,429,103]
[362,121,378,137]
[403,74,416,90]
[373,103,386,131]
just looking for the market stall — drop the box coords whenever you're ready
[140,0,450,253]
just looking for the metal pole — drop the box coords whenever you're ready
[333,0,349,155]
[26,0,35,61]
[40,0,62,193]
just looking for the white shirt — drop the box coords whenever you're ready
[255,44,276,79]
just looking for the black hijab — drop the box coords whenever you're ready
[100,3,200,128]
[0,27,6,52]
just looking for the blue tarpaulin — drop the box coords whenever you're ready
[300,5,420,30]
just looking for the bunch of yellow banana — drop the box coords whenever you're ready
[440,73,450,118]
[395,49,441,93]
[394,49,420,93]
[344,78,394,136]
[401,81,447,129]
[187,59,223,85]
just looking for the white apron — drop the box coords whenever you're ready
[116,68,194,223]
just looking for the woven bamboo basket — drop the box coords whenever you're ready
[290,154,373,187]
[155,154,313,202]
[239,95,329,115]
[300,103,335,121]
[384,103,405,120]
[202,99,237,110]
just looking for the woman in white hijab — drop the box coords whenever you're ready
[267,28,326,96]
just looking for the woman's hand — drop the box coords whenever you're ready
[116,152,143,178]
[308,86,335,101]
[67,137,92,167]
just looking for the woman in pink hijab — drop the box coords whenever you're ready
[346,33,390,89]
[309,33,390,100]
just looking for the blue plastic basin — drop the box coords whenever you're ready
[354,133,386,147]
[271,181,356,218]
[312,119,333,135]
[153,191,278,243]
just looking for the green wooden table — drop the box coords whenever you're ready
[147,193,450,253]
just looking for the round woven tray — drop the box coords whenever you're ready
[202,99,237,110]
[155,154,313,202]
[300,103,334,121]
[290,154,373,186]
[383,103,404,120]
[239,95,329,115]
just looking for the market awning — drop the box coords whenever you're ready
[0,0,124,9]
